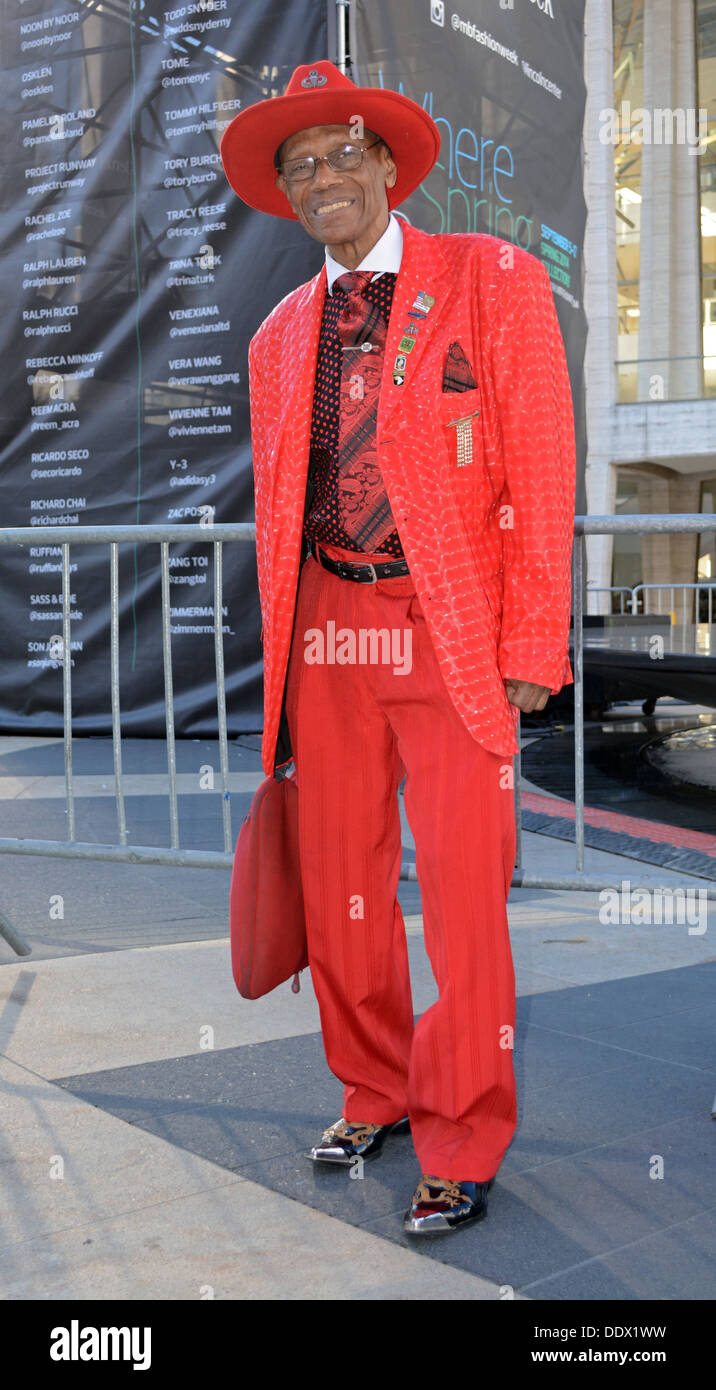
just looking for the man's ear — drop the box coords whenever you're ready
[275,173,293,208]
[382,149,398,190]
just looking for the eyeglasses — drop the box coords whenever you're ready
[279,139,382,183]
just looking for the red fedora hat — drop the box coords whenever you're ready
[220,59,440,220]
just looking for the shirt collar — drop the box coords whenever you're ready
[325,212,404,295]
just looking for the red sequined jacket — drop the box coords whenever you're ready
[248,218,576,776]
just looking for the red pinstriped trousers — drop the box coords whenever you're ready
[284,539,517,1181]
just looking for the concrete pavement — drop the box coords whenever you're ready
[0,727,713,1300]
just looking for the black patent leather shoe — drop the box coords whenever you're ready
[403,1174,495,1235]
[308,1115,411,1165]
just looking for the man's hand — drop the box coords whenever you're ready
[503,678,551,712]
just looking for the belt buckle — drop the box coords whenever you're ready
[360,562,378,584]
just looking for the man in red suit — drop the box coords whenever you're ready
[221,60,575,1236]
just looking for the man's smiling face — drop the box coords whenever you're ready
[274,123,398,268]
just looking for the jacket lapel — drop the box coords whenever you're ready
[267,264,327,523]
[378,220,452,432]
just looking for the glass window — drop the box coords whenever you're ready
[613,0,644,404]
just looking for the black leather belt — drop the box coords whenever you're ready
[308,538,409,583]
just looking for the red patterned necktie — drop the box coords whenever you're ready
[333,270,398,550]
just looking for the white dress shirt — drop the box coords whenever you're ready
[325,211,404,294]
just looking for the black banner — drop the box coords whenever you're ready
[0,0,586,737]
[351,0,588,511]
[0,0,327,735]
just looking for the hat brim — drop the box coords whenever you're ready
[220,87,441,220]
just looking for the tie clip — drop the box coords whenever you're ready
[446,406,480,427]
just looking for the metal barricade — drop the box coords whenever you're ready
[631,583,716,654]
[588,581,716,651]
[587,585,634,614]
[511,513,715,898]
[0,515,714,956]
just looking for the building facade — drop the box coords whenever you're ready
[584,0,716,617]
